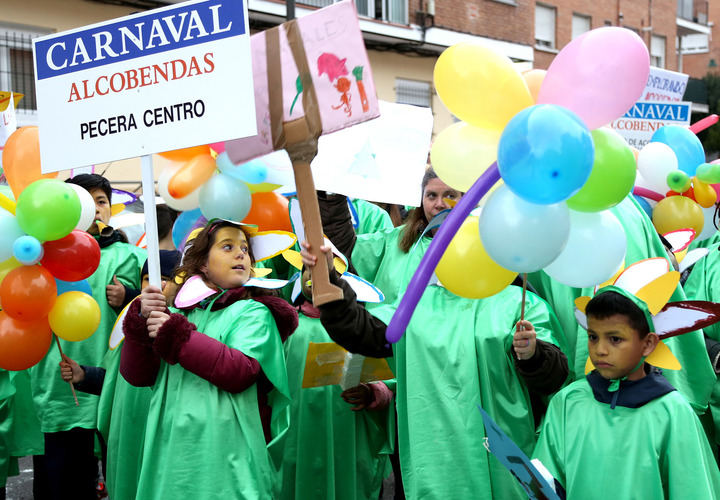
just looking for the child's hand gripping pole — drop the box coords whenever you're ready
[284,117,343,306]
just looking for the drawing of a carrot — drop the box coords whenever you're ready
[352,66,369,113]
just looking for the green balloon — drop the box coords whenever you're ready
[567,129,636,212]
[697,163,720,184]
[16,179,81,241]
[666,170,691,193]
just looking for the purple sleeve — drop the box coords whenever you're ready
[119,299,162,387]
[153,312,261,393]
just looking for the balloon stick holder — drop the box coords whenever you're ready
[54,335,79,407]
[141,155,161,288]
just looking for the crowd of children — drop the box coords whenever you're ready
[1,168,720,500]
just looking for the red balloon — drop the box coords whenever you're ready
[41,230,101,281]
[242,192,291,232]
[0,312,52,370]
[0,265,57,320]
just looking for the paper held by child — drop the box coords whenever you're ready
[301,342,394,390]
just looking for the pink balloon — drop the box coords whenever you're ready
[538,27,650,130]
[210,141,226,154]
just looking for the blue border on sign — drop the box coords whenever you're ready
[35,0,245,80]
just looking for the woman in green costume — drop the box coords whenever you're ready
[121,220,294,499]
[303,169,569,499]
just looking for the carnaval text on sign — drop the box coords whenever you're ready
[33,0,256,173]
[610,100,691,149]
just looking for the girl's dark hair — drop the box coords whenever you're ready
[171,221,273,298]
[399,168,439,253]
[585,291,650,338]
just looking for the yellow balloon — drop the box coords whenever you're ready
[434,43,534,131]
[693,178,717,208]
[49,291,101,342]
[248,182,282,194]
[652,196,704,236]
[431,122,501,192]
[436,216,517,299]
[0,257,21,288]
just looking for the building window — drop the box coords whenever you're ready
[395,78,432,108]
[651,35,666,68]
[535,4,556,49]
[571,14,591,39]
[302,0,408,24]
[0,24,50,120]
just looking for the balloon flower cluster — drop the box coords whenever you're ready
[155,143,291,235]
[634,125,720,243]
[387,27,653,342]
[0,128,103,370]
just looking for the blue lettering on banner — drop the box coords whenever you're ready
[35,0,244,80]
[623,102,690,121]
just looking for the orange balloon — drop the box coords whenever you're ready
[0,312,52,371]
[167,154,217,199]
[242,192,291,232]
[0,265,57,321]
[522,69,546,103]
[2,127,58,199]
[158,145,211,163]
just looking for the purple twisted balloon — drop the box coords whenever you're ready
[386,163,501,343]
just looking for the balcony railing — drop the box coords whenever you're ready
[298,0,408,25]
[677,0,708,25]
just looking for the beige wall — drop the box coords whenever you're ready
[2,0,135,33]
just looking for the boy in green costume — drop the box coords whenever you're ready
[534,272,720,498]
[29,174,146,499]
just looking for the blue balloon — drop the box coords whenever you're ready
[479,185,570,273]
[12,235,43,265]
[55,278,92,296]
[199,173,252,222]
[217,153,268,185]
[172,207,203,250]
[632,195,653,219]
[497,104,594,205]
[651,125,705,176]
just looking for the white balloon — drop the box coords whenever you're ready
[695,204,718,242]
[67,183,96,231]
[544,210,627,288]
[636,142,678,195]
[157,164,200,211]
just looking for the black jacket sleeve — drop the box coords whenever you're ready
[75,365,106,396]
[705,334,720,374]
[513,339,568,396]
[319,272,392,358]
[317,192,357,274]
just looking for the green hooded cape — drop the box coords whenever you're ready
[134,298,289,500]
[280,313,393,500]
[528,196,714,413]
[30,241,145,432]
[683,231,720,443]
[352,226,567,499]
[533,378,720,499]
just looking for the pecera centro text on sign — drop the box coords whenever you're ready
[80,98,205,140]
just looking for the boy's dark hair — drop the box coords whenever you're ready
[65,174,112,203]
[586,291,650,338]
[157,205,179,241]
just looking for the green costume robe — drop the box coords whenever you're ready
[280,313,392,500]
[30,241,145,432]
[96,322,153,500]
[9,370,43,457]
[351,226,567,499]
[533,376,720,499]
[682,232,720,444]
[135,299,289,500]
[528,196,714,413]
[351,199,393,235]
[0,370,15,488]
